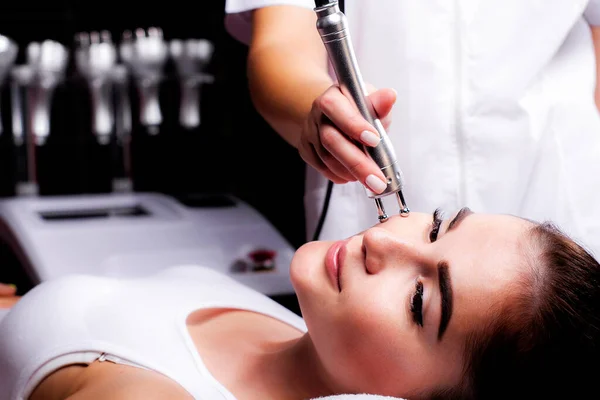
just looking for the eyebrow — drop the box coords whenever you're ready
[447,207,472,232]
[437,261,453,341]
[436,207,471,340]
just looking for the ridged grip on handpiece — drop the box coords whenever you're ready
[315,2,405,199]
[315,0,336,7]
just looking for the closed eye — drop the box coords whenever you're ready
[429,208,443,243]
[411,280,424,327]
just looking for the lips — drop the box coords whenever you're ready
[325,239,348,291]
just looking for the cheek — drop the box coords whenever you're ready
[311,281,415,393]
[290,240,338,325]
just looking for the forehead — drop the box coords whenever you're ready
[442,213,534,335]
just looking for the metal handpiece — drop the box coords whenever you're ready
[315,1,409,220]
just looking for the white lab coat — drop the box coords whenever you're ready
[226,0,600,257]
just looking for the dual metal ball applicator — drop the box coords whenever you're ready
[314,0,410,222]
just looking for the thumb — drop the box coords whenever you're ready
[369,88,397,130]
[0,297,20,309]
[0,283,16,296]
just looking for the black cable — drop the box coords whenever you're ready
[311,0,344,242]
[311,180,334,241]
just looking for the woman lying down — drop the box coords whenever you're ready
[1,208,599,400]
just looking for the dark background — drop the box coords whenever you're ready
[0,1,308,249]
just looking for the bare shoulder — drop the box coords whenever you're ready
[35,361,193,400]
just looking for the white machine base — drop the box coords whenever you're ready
[0,192,296,296]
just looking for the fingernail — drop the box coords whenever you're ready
[360,130,380,147]
[366,174,387,194]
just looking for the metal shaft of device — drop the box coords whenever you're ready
[374,198,389,223]
[315,1,410,219]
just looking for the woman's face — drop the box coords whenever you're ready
[290,209,533,398]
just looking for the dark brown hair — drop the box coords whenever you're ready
[432,222,600,400]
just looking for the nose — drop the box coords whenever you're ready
[361,227,429,275]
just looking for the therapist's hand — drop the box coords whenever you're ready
[0,283,20,308]
[298,84,397,193]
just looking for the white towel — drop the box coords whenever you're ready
[312,395,405,400]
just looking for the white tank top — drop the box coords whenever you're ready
[0,266,307,400]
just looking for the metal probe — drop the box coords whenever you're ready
[314,0,410,222]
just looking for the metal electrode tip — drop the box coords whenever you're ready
[396,190,410,217]
[375,198,389,223]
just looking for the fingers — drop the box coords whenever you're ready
[316,87,382,148]
[315,146,357,183]
[299,138,350,184]
[318,121,387,191]
[297,84,396,193]
[369,88,397,130]
[316,120,359,182]
[0,296,20,309]
[299,118,352,184]
[0,283,16,297]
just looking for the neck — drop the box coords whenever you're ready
[242,333,335,399]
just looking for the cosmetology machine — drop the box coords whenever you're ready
[0,29,296,298]
[0,192,296,296]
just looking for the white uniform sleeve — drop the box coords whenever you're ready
[225,0,316,45]
[585,0,600,26]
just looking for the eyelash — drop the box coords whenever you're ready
[411,280,424,327]
[429,208,443,243]
[411,209,442,327]
[413,209,442,327]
